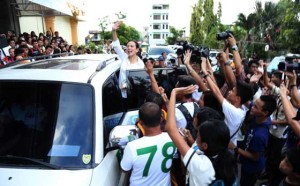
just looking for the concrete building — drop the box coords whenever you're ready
[148,4,170,45]
[0,0,86,45]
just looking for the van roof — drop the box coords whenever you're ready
[0,54,120,83]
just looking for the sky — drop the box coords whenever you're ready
[82,0,279,33]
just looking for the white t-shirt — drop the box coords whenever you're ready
[121,132,175,186]
[112,39,144,98]
[183,148,215,186]
[222,99,247,145]
[175,102,197,129]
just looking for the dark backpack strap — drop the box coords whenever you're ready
[185,150,196,169]
[177,104,193,123]
[177,102,199,139]
[230,121,243,139]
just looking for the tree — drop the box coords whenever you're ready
[189,0,221,48]
[202,0,217,37]
[234,13,257,57]
[116,24,140,45]
[165,26,184,44]
[278,0,300,53]
[190,0,204,45]
[99,16,111,41]
[216,2,222,26]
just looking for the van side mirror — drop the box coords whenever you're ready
[109,125,139,149]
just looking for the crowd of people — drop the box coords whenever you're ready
[0,30,93,67]
[112,21,300,186]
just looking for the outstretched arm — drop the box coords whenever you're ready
[227,34,242,75]
[203,71,225,104]
[145,60,160,94]
[280,84,300,137]
[218,51,236,90]
[286,71,300,108]
[112,21,122,41]
[263,64,273,90]
[111,21,126,60]
[166,85,197,157]
[183,50,209,92]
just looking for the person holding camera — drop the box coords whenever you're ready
[112,21,144,101]
[217,33,247,99]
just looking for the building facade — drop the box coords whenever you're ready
[0,0,85,45]
[148,4,170,45]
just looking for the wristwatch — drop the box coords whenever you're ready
[231,45,238,51]
[224,60,231,66]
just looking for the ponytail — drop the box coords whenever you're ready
[210,149,237,186]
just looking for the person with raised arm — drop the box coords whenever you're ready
[112,21,144,101]
[166,85,237,186]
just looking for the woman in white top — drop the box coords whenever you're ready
[112,21,144,99]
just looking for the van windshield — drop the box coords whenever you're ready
[0,81,94,169]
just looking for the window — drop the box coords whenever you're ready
[153,15,161,20]
[153,34,161,39]
[166,15,168,20]
[162,15,165,20]
[102,72,123,148]
[102,73,123,117]
[0,81,94,169]
[153,24,160,30]
[162,24,165,29]
[166,24,169,29]
[153,6,162,10]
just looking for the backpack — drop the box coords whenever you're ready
[177,102,199,139]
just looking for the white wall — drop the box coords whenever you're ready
[54,16,72,45]
[19,16,45,35]
[19,15,82,45]
[77,21,89,45]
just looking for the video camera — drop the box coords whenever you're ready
[216,30,233,40]
[278,62,300,72]
[278,54,300,72]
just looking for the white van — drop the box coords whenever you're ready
[0,54,188,186]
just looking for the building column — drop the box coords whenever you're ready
[44,16,55,33]
[70,17,78,45]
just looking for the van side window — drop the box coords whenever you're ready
[102,72,123,148]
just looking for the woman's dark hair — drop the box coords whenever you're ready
[236,80,254,104]
[195,107,224,127]
[68,45,73,52]
[202,91,223,116]
[198,119,237,186]
[127,41,140,49]
[145,91,165,109]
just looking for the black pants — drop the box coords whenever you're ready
[240,170,259,186]
[265,133,286,186]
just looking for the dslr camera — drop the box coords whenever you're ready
[183,44,210,58]
[216,30,233,40]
